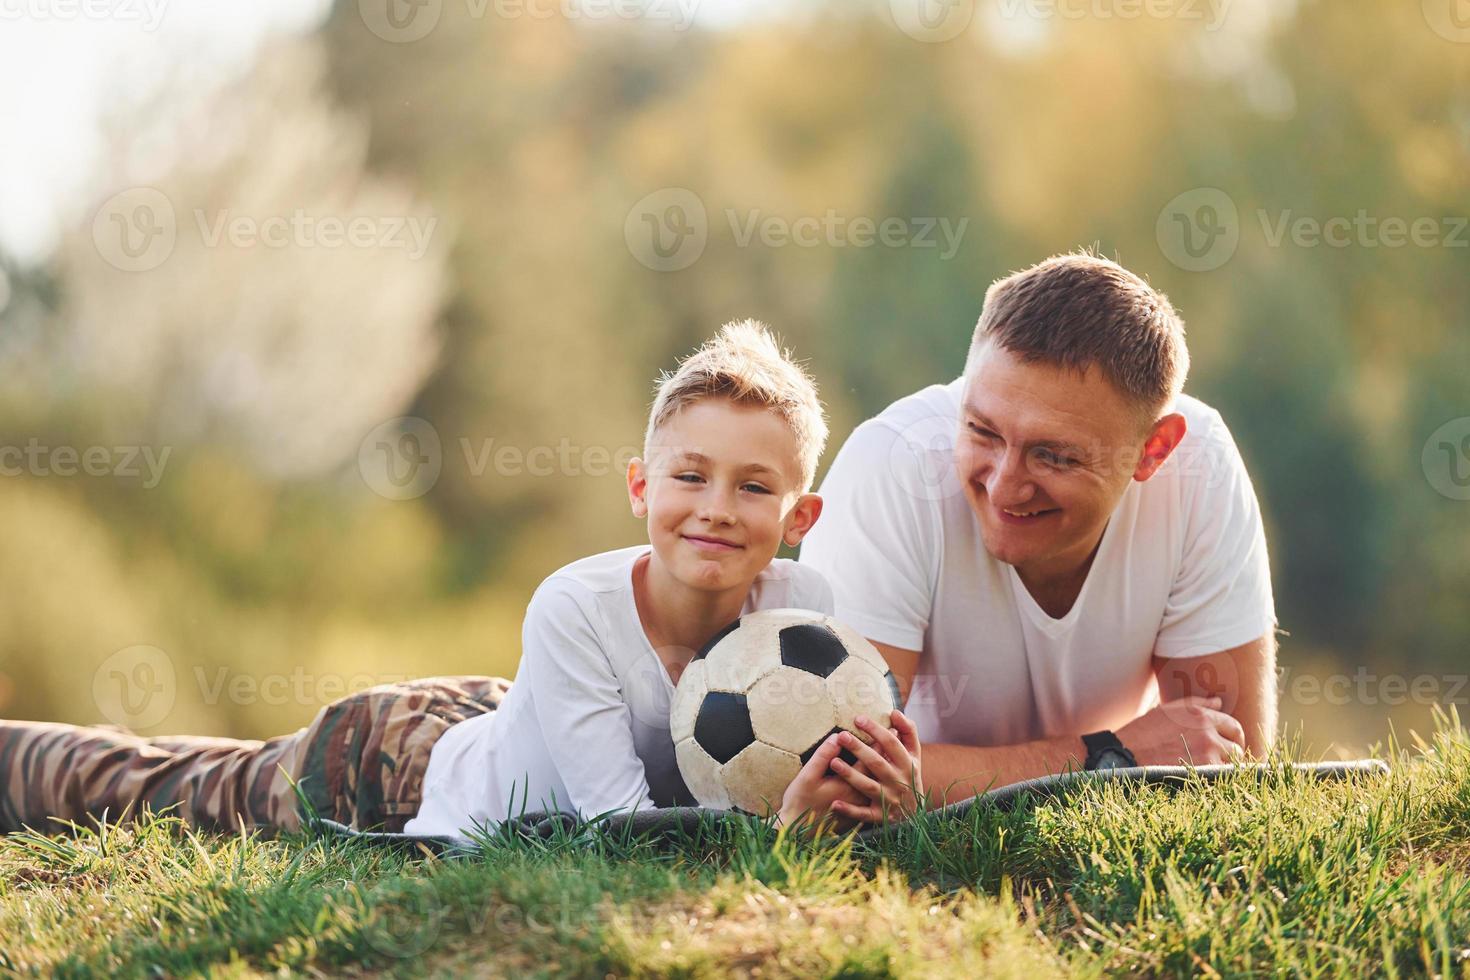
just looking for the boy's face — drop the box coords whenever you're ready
[628,397,822,594]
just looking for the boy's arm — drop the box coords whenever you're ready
[520,581,660,818]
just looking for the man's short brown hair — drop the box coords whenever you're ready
[965,252,1190,420]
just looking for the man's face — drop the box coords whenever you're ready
[630,397,820,593]
[955,342,1163,581]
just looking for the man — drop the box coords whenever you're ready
[800,252,1278,805]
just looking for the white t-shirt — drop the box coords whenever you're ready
[798,376,1276,748]
[404,545,835,841]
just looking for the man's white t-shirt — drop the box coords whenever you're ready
[798,376,1276,749]
[404,545,835,841]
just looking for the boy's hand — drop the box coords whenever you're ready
[827,711,924,825]
[775,732,870,833]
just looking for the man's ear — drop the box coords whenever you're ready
[782,492,824,547]
[627,457,649,518]
[1133,413,1187,482]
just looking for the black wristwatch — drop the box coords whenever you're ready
[1082,730,1138,771]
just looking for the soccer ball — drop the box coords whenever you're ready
[670,609,903,815]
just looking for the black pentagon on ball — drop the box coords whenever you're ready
[799,727,859,769]
[693,618,741,661]
[778,623,848,678]
[692,691,755,765]
[883,670,902,708]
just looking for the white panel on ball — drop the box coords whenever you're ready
[747,666,837,754]
[722,741,802,816]
[675,737,731,810]
[826,619,891,673]
[825,656,897,744]
[701,617,788,693]
[669,659,707,744]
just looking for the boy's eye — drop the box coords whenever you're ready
[741,483,772,495]
[675,473,704,483]
[968,423,999,440]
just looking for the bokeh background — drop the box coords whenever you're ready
[0,0,1465,758]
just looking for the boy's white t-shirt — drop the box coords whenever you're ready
[798,376,1277,749]
[404,545,835,841]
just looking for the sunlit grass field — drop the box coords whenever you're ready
[4,714,1469,978]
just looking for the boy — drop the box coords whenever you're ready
[0,320,922,842]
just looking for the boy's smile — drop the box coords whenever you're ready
[682,533,743,553]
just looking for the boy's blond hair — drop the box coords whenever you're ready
[644,319,828,493]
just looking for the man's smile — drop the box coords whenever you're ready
[994,504,1060,525]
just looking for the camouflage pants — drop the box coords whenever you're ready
[0,675,510,836]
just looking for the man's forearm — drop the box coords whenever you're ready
[919,735,1087,808]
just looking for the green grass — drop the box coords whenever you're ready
[4,712,1470,978]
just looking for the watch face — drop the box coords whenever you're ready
[1094,749,1133,771]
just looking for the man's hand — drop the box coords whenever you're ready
[1153,637,1278,757]
[1115,694,1246,766]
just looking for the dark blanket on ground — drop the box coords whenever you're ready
[314,760,1390,856]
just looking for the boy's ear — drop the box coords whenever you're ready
[782,492,823,548]
[627,457,649,518]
